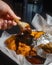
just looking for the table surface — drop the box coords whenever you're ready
[0,50,46,65]
[0,50,19,65]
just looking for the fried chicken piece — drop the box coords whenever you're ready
[30,47,37,56]
[35,31,44,39]
[31,31,44,39]
[38,43,52,53]
[5,35,16,44]
[5,31,37,57]
[6,40,16,50]
[16,42,31,56]
[31,31,37,37]
[5,35,16,50]
[16,42,37,56]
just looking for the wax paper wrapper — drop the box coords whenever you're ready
[32,13,52,35]
[0,31,32,65]
[44,54,52,65]
[31,14,52,60]
[36,33,52,58]
[31,13,52,46]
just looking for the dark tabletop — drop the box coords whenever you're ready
[0,50,19,65]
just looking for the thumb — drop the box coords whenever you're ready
[7,8,21,20]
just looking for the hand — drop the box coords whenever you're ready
[0,1,21,30]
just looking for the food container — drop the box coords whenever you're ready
[0,13,52,65]
[0,31,46,65]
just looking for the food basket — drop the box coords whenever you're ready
[0,13,52,65]
[0,31,46,65]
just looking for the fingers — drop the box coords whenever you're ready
[0,0,21,20]
[7,20,17,29]
[0,0,21,30]
[0,19,17,30]
[12,21,17,26]
[2,20,7,30]
[0,19,4,29]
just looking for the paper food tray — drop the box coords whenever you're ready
[0,13,52,65]
[0,31,46,65]
[0,31,32,65]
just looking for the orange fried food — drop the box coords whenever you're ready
[16,42,37,56]
[31,31,45,39]
[5,34,37,57]
[5,35,16,44]
[5,35,16,50]
[31,31,37,37]
[5,31,44,57]
[6,40,16,50]
[30,47,37,56]
[35,31,44,39]
[38,43,52,53]
[16,42,31,56]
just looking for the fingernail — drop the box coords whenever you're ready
[8,20,12,24]
[17,17,21,20]
[13,22,17,25]
[4,20,7,24]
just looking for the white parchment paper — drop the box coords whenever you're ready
[32,14,52,64]
[0,31,32,65]
[32,13,52,34]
